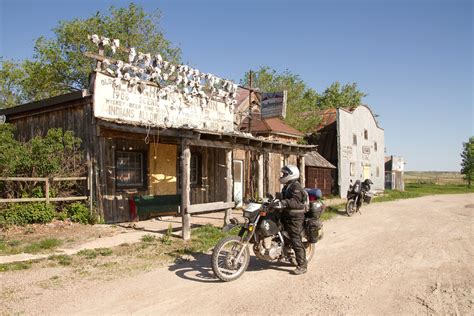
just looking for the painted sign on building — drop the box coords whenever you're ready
[93,72,234,133]
[261,91,287,119]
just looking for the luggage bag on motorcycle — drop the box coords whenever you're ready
[306,201,325,243]
[363,193,373,204]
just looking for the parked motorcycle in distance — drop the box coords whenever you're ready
[345,179,373,216]
[211,194,324,282]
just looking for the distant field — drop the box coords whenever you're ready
[404,171,466,185]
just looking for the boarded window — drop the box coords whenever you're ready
[364,129,368,140]
[116,151,145,189]
[353,134,357,146]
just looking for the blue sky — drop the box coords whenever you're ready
[1,0,472,171]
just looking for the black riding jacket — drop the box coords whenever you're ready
[281,180,305,210]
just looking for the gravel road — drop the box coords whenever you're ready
[2,193,473,314]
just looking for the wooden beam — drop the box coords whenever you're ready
[187,201,235,214]
[225,149,233,224]
[181,139,191,240]
[0,177,47,182]
[98,120,198,139]
[298,156,306,186]
[187,138,234,149]
[258,153,264,200]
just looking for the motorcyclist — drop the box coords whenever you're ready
[273,164,307,275]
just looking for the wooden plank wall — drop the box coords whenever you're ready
[305,167,333,196]
[8,100,93,155]
[189,146,227,205]
[99,137,148,223]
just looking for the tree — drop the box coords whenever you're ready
[0,3,181,109]
[241,67,320,132]
[317,81,367,109]
[460,136,474,188]
[240,67,367,133]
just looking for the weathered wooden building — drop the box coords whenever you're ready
[304,151,337,196]
[0,73,313,238]
[385,155,405,191]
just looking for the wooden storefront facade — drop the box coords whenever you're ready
[1,87,313,239]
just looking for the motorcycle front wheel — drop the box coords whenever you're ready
[346,200,356,216]
[211,236,250,282]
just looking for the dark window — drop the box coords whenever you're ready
[353,134,357,146]
[116,151,145,190]
[374,141,378,151]
[364,129,368,140]
[190,154,200,186]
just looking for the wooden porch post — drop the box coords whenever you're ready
[224,149,233,225]
[258,153,264,200]
[299,155,306,187]
[181,139,191,240]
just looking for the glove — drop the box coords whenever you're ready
[271,199,284,209]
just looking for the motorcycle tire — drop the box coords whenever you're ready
[346,200,356,217]
[211,236,250,282]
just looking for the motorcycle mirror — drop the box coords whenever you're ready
[265,193,274,200]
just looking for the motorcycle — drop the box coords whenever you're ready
[211,194,324,282]
[345,179,373,216]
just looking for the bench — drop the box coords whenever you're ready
[133,194,181,218]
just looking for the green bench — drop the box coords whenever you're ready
[133,194,181,218]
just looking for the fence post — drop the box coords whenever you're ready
[45,178,50,204]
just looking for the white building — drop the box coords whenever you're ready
[312,105,385,198]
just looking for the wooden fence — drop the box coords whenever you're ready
[0,177,89,204]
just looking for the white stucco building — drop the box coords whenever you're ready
[312,105,385,198]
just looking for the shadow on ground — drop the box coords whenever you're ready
[168,253,294,283]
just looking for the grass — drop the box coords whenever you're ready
[0,237,63,255]
[22,238,63,254]
[77,248,113,259]
[374,183,473,203]
[0,261,33,272]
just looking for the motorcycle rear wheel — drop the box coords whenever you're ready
[346,200,356,216]
[211,236,250,282]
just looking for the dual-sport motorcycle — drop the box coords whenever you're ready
[345,179,373,216]
[211,194,324,282]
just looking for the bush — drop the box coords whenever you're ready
[65,202,92,224]
[0,203,55,226]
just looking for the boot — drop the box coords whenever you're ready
[292,266,307,275]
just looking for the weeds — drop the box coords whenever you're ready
[160,224,173,245]
[49,254,72,266]
[23,238,62,254]
[77,248,113,259]
[0,261,33,272]
[141,234,156,243]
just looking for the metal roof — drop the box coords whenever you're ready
[304,151,336,169]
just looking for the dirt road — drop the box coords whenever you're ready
[2,194,473,314]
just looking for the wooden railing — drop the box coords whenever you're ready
[0,177,88,203]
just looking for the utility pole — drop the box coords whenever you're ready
[247,70,253,133]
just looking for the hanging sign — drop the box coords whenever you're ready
[261,91,287,119]
[93,72,234,133]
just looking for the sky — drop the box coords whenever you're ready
[0,0,472,171]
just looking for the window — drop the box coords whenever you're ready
[190,153,202,186]
[364,129,368,140]
[374,141,378,151]
[376,166,380,177]
[350,162,355,176]
[116,151,145,189]
[353,134,357,146]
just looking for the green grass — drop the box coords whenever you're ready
[77,248,113,259]
[22,238,63,254]
[140,234,156,243]
[374,183,473,203]
[0,261,33,272]
[48,254,73,266]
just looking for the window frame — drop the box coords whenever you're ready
[115,150,147,191]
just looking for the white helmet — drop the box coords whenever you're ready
[279,165,300,184]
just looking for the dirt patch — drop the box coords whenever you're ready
[0,220,127,255]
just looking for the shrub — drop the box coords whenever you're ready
[0,203,55,226]
[65,202,92,224]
